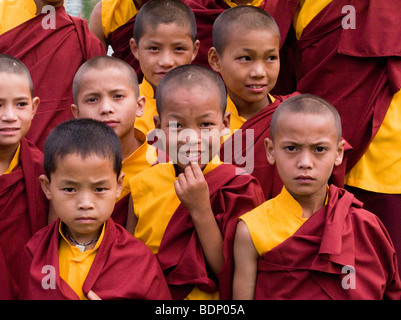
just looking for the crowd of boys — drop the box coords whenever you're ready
[0,0,400,300]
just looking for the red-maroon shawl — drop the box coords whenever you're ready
[255,185,401,300]
[0,6,106,150]
[221,93,297,200]
[296,0,401,170]
[156,163,265,300]
[0,138,48,299]
[20,217,171,300]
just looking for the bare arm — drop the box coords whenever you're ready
[89,1,108,50]
[174,163,224,276]
[232,220,259,300]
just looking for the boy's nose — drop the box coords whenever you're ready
[158,50,175,68]
[1,105,18,122]
[249,61,267,78]
[77,192,95,211]
[297,150,313,169]
[99,99,115,114]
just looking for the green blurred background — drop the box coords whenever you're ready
[64,0,101,22]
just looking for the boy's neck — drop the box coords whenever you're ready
[120,134,143,161]
[230,93,270,120]
[289,187,328,219]
[0,144,19,175]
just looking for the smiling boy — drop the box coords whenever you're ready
[0,54,48,299]
[233,94,401,300]
[129,65,265,299]
[20,118,171,300]
[129,0,200,135]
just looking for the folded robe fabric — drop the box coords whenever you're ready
[20,217,172,300]
[255,185,401,300]
[0,138,48,299]
[156,163,265,300]
[0,6,106,150]
[295,0,401,170]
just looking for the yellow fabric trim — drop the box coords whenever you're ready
[135,78,157,135]
[223,0,264,8]
[118,129,157,200]
[58,222,105,300]
[345,90,401,193]
[0,0,36,35]
[3,143,20,174]
[293,0,333,39]
[101,0,138,39]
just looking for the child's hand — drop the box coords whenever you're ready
[174,162,211,216]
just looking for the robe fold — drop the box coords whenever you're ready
[255,185,401,300]
[221,94,295,200]
[0,138,48,299]
[295,0,401,170]
[107,14,142,77]
[0,6,106,150]
[156,164,265,300]
[20,218,171,300]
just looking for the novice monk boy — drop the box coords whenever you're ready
[129,0,200,135]
[71,55,157,226]
[233,94,401,300]
[128,65,265,300]
[19,118,171,300]
[209,6,299,199]
[0,54,48,299]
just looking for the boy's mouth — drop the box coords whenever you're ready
[0,127,20,135]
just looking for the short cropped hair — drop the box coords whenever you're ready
[270,94,342,142]
[133,0,197,44]
[43,118,122,180]
[213,6,280,55]
[0,54,34,97]
[72,55,139,105]
[156,64,227,116]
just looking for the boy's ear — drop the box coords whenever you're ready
[334,139,346,167]
[153,114,161,129]
[31,97,40,118]
[115,172,125,199]
[136,95,145,118]
[130,38,139,60]
[191,39,200,63]
[264,137,276,165]
[208,47,221,73]
[39,174,52,200]
[223,111,231,132]
[71,104,79,118]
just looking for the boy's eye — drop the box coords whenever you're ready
[95,187,107,193]
[315,146,326,153]
[113,94,124,99]
[148,46,159,52]
[266,55,278,62]
[16,102,28,108]
[86,97,97,103]
[238,56,251,62]
[285,146,297,152]
[63,188,76,193]
[200,122,213,128]
[169,122,182,129]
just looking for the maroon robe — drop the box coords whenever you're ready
[221,93,297,200]
[156,164,265,300]
[0,6,106,151]
[255,185,401,300]
[0,138,48,299]
[295,0,401,170]
[20,217,171,300]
